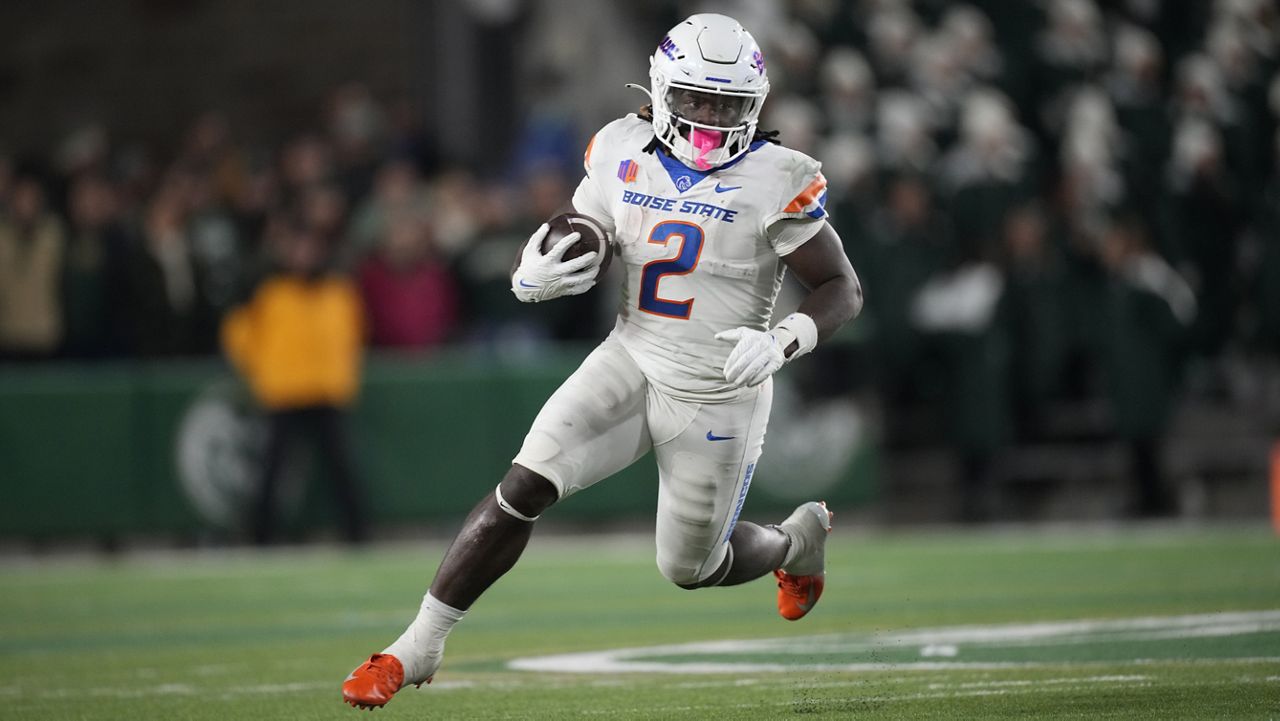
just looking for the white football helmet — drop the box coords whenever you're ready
[645,14,770,170]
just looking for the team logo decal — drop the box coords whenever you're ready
[675,175,693,192]
[175,381,306,529]
[751,49,765,76]
[659,36,679,60]
[617,159,638,183]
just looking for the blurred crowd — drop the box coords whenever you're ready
[770,0,1279,360]
[0,78,607,364]
[0,2,1277,471]
[749,0,1280,517]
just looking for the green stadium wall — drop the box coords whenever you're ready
[0,348,878,540]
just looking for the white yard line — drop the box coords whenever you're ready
[509,609,1280,674]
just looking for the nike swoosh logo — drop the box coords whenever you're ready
[714,183,742,193]
[795,585,818,613]
[706,431,737,441]
[518,279,538,288]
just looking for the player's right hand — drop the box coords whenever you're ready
[511,223,599,303]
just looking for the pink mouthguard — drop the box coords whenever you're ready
[690,128,723,170]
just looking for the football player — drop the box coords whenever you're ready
[343,13,863,709]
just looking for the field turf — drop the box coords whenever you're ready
[1,523,1277,719]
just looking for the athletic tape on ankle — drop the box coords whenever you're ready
[495,484,540,522]
[773,312,818,359]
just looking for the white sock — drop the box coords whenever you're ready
[381,592,467,685]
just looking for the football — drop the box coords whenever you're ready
[542,212,613,280]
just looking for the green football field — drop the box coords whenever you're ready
[2,523,1278,720]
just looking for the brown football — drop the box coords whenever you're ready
[541,212,613,280]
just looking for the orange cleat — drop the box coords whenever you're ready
[775,568,826,620]
[773,501,833,621]
[342,653,422,710]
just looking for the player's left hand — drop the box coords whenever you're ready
[715,327,787,388]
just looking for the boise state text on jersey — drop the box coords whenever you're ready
[620,189,739,222]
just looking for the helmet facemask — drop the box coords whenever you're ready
[652,80,765,169]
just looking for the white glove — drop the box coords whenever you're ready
[511,223,599,303]
[714,327,788,388]
[715,313,819,388]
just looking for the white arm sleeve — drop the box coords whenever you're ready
[767,216,826,257]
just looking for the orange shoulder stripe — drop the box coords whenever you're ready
[783,172,827,213]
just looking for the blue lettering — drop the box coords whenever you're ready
[723,462,755,542]
[620,192,734,223]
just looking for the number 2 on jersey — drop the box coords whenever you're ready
[638,221,704,319]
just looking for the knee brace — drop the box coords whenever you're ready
[494,483,540,522]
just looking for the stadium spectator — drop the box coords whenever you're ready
[326,82,388,202]
[865,4,922,89]
[1097,214,1196,516]
[1251,129,1280,354]
[221,211,368,545]
[61,173,130,358]
[1033,0,1109,121]
[1106,24,1170,221]
[875,90,938,177]
[180,166,245,318]
[358,211,459,349]
[173,113,249,210]
[859,173,955,403]
[997,201,1069,439]
[122,183,215,356]
[0,170,66,360]
[940,4,1002,87]
[278,133,335,204]
[936,88,1037,263]
[1163,117,1240,361]
[347,158,432,264]
[818,48,877,136]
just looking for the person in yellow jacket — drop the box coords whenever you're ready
[222,212,368,545]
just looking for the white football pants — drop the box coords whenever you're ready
[512,334,772,585]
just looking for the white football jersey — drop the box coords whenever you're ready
[572,115,829,401]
